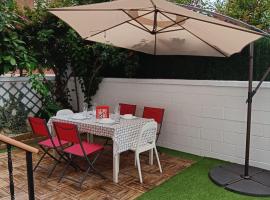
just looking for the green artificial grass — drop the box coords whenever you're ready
[0,149,7,153]
[138,147,270,200]
[0,145,16,154]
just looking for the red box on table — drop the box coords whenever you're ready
[96,106,110,119]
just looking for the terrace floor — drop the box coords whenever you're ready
[0,148,193,200]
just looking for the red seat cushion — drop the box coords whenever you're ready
[119,103,136,115]
[38,137,68,148]
[63,141,103,157]
[143,107,165,124]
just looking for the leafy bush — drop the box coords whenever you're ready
[0,94,30,134]
[216,0,270,30]
[0,0,37,75]
[29,74,62,120]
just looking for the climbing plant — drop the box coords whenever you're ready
[0,0,37,75]
[21,0,138,110]
[0,94,30,134]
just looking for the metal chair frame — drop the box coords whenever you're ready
[53,122,105,189]
[29,117,69,178]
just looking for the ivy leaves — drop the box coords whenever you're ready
[0,32,37,74]
[29,74,62,120]
[0,94,29,134]
[0,0,37,75]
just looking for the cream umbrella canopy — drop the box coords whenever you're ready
[49,0,265,57]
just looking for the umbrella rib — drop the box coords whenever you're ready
[149,0,156,8]
[159,12,228,57]
[48,8,153,12]
[86,10,154,38]
[179,4,270,37]
[156,17,188,33]
[127,22,152,33]
[157,28,184,34]
[182,26,228,57]
[153,10,158,33]
[121,10,153,33]
[160,10,266,37]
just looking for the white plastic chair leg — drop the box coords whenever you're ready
[149,149,153,165]
[136,153,143,183]
[154,146,162,173]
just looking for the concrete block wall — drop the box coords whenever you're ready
[91,78,270,170]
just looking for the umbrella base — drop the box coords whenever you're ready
[209,163,270,197]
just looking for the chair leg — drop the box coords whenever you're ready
[58,158,72,183]
[35,147,65,178]
[85,154,106,180]
[156,133,161,144]
[136,153,143,183]
[34,152,46,171]
[79,167,91,189]
[134,154,137,167]
[60,153,81,171]
[64,154,82,171]
[154,146,162,173]
[40,146,59,162]
[149,149,153,165]
[46,151,60,162]
[47,157,62,178]
[91,165,106,179]
[92,150,103,165]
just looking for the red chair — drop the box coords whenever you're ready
[142,107,165,142]
[53,121,105,188]
[119,103,137,115]
[28,117,69,177]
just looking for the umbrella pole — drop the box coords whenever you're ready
[244,43,254,178]
[209,43,270,196]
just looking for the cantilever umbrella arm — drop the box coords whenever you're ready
[246,63,270,103]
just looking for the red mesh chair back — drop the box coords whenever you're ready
[28,117,50,137]
[142,107,165,124]
[119,103,137,115]
[53,122,79,144]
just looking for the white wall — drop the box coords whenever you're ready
[92,78,270,170]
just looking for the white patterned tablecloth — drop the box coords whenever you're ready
[48,113,153,155]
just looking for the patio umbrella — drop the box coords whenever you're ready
[49,0,265,57]
[49,0,270,196]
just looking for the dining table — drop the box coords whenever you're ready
[48,112,153,183]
